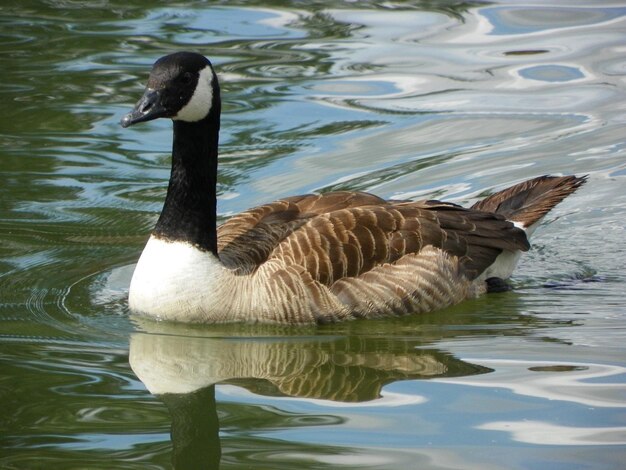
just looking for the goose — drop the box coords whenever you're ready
[121,51,586,324]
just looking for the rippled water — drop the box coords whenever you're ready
[1,1,626,468]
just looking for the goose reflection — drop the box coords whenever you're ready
[129,323,491,469]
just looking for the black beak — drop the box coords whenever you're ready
[120,88,168,128]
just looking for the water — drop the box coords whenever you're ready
[1,1,625,468]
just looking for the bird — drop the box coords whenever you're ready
[121,51,586,325]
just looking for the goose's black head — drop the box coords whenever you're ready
[121,52,219,128]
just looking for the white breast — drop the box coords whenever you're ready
[128,236,229,322]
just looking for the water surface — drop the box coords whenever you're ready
[1,1,625,469]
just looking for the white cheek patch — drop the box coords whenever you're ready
[173,65,214,122]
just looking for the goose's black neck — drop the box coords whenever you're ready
[153,101,221,255]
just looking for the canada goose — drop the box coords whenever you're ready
[121,51,586,324]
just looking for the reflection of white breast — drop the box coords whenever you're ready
[130,333,240,395]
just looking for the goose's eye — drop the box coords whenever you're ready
[181,72,193,85]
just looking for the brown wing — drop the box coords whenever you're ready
[217,191,387,272]
[218,190,529,282]
[268,200,529,285]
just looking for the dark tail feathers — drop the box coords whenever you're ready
[471,175,587,228]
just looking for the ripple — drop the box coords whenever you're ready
[437,359,626,408]
[503,49,550,56]
[481,5,626,36]
[517,64,587,82]
[58,264,135,339]
[478,420,626,446]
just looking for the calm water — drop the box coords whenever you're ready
[1,1,626,468]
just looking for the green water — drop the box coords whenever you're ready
[1,1,626,469]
